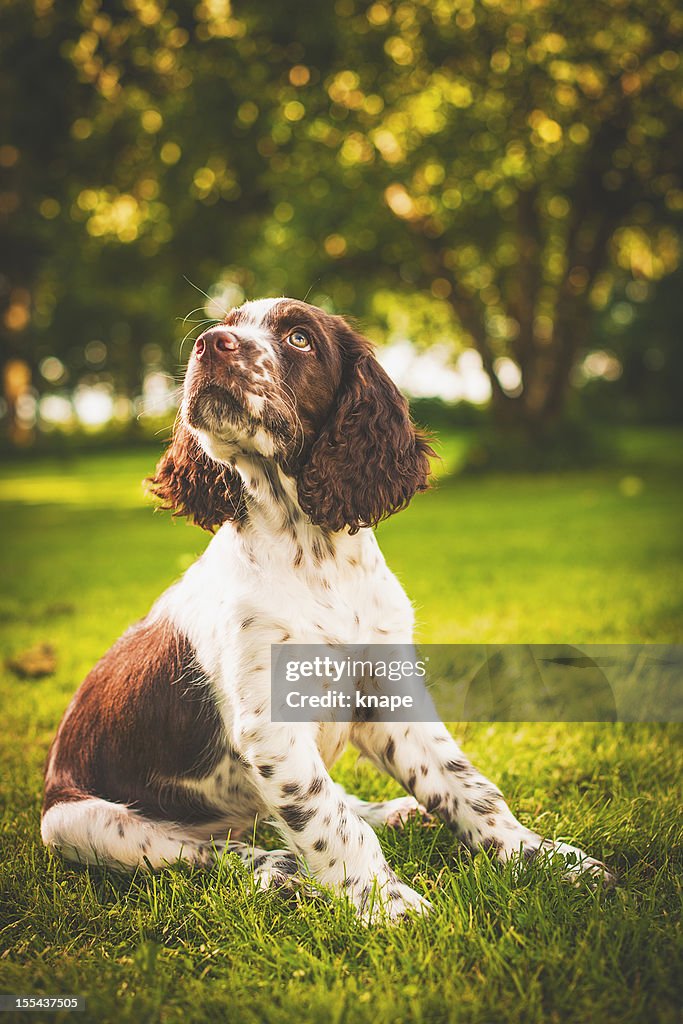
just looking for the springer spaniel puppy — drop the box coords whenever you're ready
[42,298,611,920]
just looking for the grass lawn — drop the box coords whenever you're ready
[0,428,681,1023]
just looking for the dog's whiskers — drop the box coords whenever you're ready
[183,276,229,318]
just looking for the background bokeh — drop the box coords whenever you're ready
[1,0,682,461]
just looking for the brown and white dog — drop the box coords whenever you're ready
[42,298,611,921]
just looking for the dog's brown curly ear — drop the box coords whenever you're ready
[147,423,245,532]
[298,326,435,533]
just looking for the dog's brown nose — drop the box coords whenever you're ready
[195,326,239,359]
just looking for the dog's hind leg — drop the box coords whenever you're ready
[42,797,303,888]
[41,797,228,870]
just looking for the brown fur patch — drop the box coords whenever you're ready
[147,423,246,532]
[297,319,435,533]
[43,617,227,824]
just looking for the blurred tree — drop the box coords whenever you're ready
[263,0,683,435]
[0,0,282,399]
[1,0,681,444]
[584,268,683,424]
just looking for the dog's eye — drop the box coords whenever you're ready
[286,330,312,351]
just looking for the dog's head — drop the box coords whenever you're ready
[149,298,434,533]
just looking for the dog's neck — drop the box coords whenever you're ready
[229,453,371,568]
[233,453,302,529]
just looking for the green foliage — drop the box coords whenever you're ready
[586,268,683,424]
[1,0,682,430]
[462,414,616,472]
[0,431,682,1021]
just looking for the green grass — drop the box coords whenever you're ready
[0,429,681,1024]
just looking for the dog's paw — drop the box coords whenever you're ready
[252,850,302,890]
[382,796,433,829]
[381,880,433,922]
[349,874,432,925]
[523,838,615,886]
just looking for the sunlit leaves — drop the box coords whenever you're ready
[528,111,563,147]
[339,132,374,166]
[194,0,245,39]
[2,0,682,421]
[159,142,181,164]
[613,227,680,280]
[384,184,415,218]
[75,188,171,244]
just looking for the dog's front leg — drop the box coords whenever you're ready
[237,722,431,921]
[352,720,613,883]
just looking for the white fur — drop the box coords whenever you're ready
[238,297,283,324]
